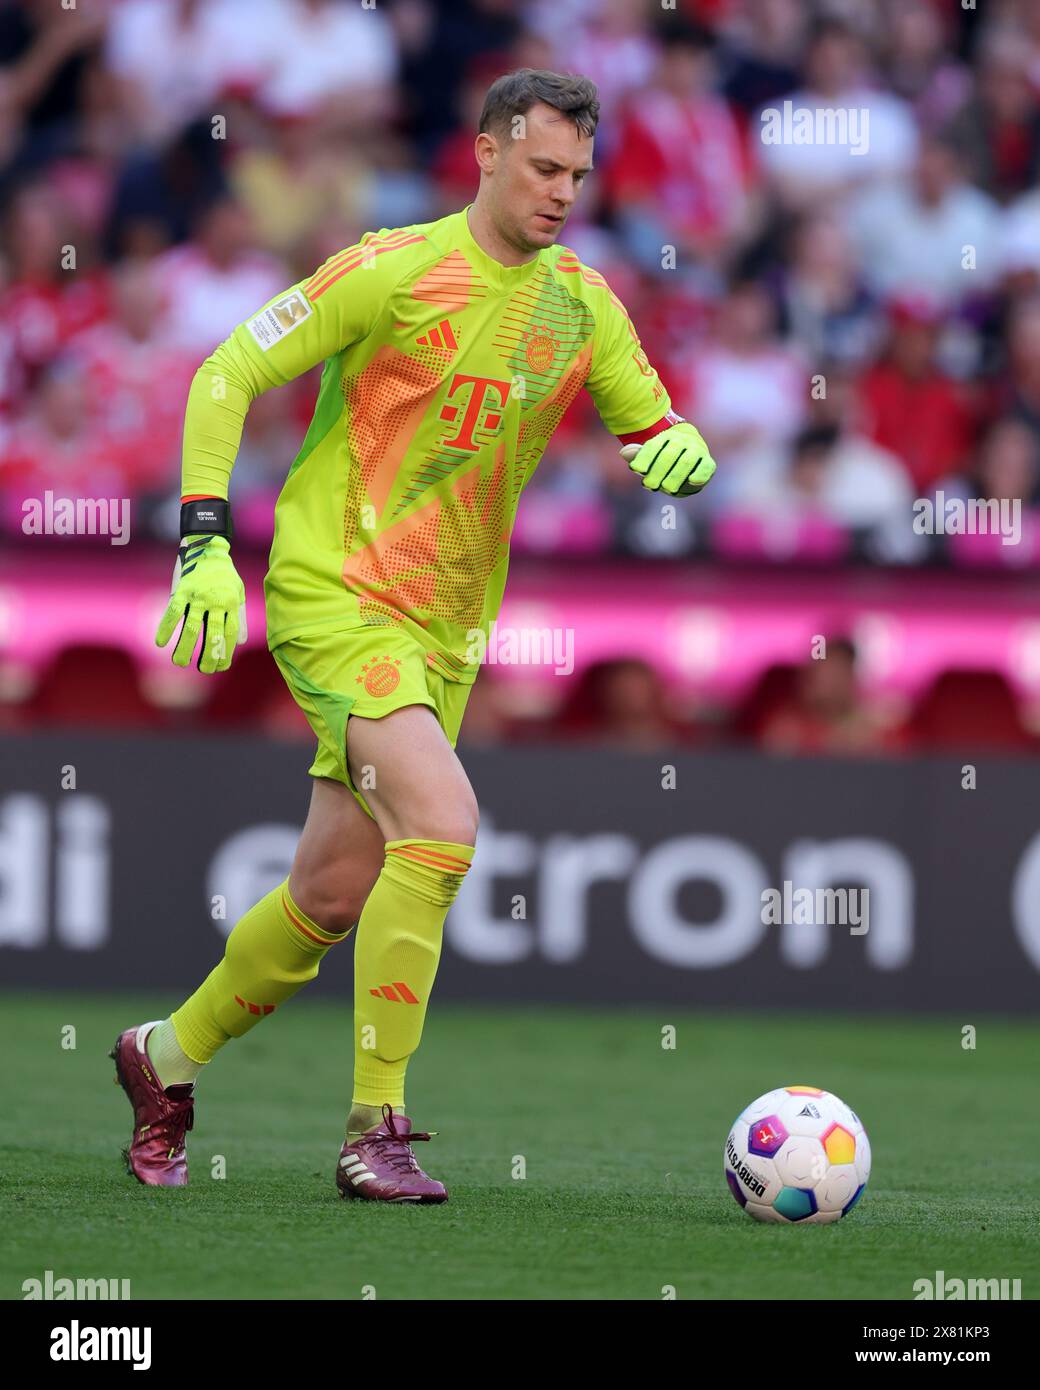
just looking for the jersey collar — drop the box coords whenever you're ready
[455,203,546,292]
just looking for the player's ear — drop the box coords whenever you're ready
[474,131,498,175]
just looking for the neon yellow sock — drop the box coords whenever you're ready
[172,880,352,1064]
[352,839,474,1109]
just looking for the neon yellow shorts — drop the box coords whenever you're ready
[271,627,474,819]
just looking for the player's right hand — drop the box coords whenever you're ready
[156,534,248,674]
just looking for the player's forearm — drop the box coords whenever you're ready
[181,336,273,500]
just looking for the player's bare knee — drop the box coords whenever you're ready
[289,870,372,936]
[401,793,479,847]
[449,796,479,847]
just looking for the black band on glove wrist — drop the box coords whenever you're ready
[180,498,231,540]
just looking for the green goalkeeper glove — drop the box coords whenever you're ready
[156,534,247,674]
[620,421,716,497]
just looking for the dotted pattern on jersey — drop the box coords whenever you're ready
[341,447,509,629]
[341,346,442,556]
[358,599,403,625]
[413,342,457,376]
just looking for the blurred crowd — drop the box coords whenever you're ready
[21,634,1040,756]
[2,0,1040,570]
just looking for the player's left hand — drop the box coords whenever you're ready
[620,422,716,497]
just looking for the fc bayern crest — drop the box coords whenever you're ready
[358,657,402,697]
[523,325,559,373]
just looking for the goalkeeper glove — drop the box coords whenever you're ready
[620,421,716,497]
[156,533,247,674]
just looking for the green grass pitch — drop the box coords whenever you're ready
[2,993,1037,1300]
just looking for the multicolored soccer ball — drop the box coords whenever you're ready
[724,1086,870,1224]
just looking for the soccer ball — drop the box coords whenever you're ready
[724,1085,870,1224]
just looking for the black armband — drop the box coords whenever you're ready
[180,497,232,540]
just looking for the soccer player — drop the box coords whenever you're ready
[111,69,716,1202]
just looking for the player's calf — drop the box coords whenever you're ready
[288,775,386,934]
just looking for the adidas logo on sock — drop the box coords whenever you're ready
[235,995,275,1016]
[368,982,419,1003]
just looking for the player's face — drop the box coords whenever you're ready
[495,102,593,252]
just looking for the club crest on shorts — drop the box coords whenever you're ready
[357,656,402,697]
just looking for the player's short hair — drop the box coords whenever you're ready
[478,69,599,142]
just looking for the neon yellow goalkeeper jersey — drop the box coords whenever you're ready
[184,204,672,682]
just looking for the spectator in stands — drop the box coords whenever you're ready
[996,294,1040,440]
[2,182,109,403]
[845,131,1000,308]
[754,16,919,210]
[430,71,493,217]
[760,637,901,756]
[230,107,368,260]
[605,19,750,274]
[943,415,1040,511]
[945,24,1040,204]
[150,195,286,356]
[1000,179,1040,291]
[858,295,976,492]
[555,658,689,749]
[68,259,195,487]
[104,0,266,150]
[1018,0,1040,94]
[678,276,808,509]
[0,0,105,179]
[774,210,882,368]
[1,355,137,505]
[395,0,521,161]
[726,406,920,564]
[0,249,15,435]
[104,116,229,258]
[255,0,399,129]
[882,0,971,131]
[886,412,1040,569]
[720,0,807,117]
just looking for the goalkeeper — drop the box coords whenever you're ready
[111,68,716,1202]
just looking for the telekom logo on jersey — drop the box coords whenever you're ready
[438,374,513,452]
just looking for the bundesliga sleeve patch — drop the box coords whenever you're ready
[245,291,312,350]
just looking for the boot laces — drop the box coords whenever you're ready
[364,1104,432,1175]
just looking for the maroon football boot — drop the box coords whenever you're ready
[110,1021,195,1186]
[335,1104,447,1203]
